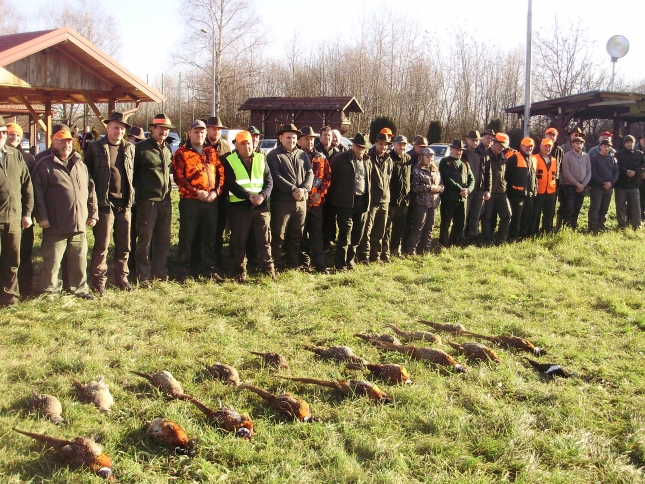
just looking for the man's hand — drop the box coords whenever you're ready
[603,182,612,190]
[206,190,218,202]
[627,170,636,178]
[197,190,209,201]
[249,194,265,206]
[22,216,32,229]
[483,191,491,201]
[87,218,97,227]
[576,183,585,193]
[292,188,306,201]
[459,188,469,198]
[311,193,321,204]
[39,219,50,229]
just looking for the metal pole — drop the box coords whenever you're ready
[145,74,149,132]
[610,59,616,91]
[523,0,532,137]
[179,71,182,136]
[211,32,216,117]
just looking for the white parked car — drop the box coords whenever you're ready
[259,139,277,153]
[429,143,451,165]
[340,137,352,150]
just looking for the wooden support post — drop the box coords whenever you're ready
[108,97,116,117]
[18,95,47,132]
[82,90,106,129]
[612,112,620,147]
[44,98,52,148]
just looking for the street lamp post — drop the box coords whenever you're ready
[201,28,216,117]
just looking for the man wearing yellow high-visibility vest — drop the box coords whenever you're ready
[223,131,275,283]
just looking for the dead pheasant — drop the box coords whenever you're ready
[72,377,114,414]
[417,319,466,335]
[304,344,367,364]
[281,376,391,403]
[131,370,190,399]
[205,363,240,386]
[445,340,501,364]
[354,333,402,345]
[249,351,290,370]
[239,384,313,422]
[28,391,64,424]
[383,323,441,344]
[345,363,412,384]
[461,331,546,356]
[145,418,196,455]
[187,396,254,440]
[372,340,467,373]
[13,428,114,480]
[524,358,571,378]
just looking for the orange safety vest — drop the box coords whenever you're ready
[510,152,537,192]
[536,154,557,195]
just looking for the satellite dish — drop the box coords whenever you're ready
[606,35,629,60]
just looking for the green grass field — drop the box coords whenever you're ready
[1,196,645,483]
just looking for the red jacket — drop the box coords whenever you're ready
[307,150,331,207]
[172,143,224,199]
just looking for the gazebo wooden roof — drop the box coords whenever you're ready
[0,27,164,146]
[239,97,363,113]
[505,91,645,144]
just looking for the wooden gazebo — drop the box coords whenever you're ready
[505,91,645,146]
[238,97,364,138]
[0,28,164,147]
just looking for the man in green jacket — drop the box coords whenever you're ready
[439,140,474,247]
[384,135,412,260]
[85,112,135,295]
[133,113,174,285]
[0,118,33,305]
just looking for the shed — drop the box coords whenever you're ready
[238,96,364,138]
[505,91,645,145]
[0,28,164,147]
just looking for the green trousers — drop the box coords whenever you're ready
[40,231,90,296]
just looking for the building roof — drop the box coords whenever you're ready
[0,27,163,104]
[239,96,364,113]
[505,91,645,122]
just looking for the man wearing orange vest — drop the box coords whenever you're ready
[588,139,618,233]
[530,138,559,235]
[506,137,537,240]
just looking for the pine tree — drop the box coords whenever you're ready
[369,116,396,144]
[427,121,443,144]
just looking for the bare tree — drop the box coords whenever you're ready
[39,0,122,57]
[0,0,24,35]
[533,18,608,100]
[178,0,267,117]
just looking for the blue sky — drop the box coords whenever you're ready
[24,0,644,88]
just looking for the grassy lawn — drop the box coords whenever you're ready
[1,194,645,483]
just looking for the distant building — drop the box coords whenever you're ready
[238,96,364,138]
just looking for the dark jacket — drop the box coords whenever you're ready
[389,150,413,206]
[506,151,537,197]
[223,150,272,209]
[411,165,442,208]
[32,150,98,234]
[314,141,340,162]
[205,137,232,158]
[590,152,619,188]
[0,145,33,223]
[266,145,314,202]
[329,149,372,210]
[438,156,474,202]
[615,148,645,189]
[485,148,508,194]
[133,136,173,202]
[367,147,393,205]
[85,137,135,208]
[463,145,486,190]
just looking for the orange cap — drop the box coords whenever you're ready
[379,127,393,136]
[541,138,554,146]
[52,129,73,141]
[545,127,558,136]
[494,133,509,147]
[521,137,534,147]
[235,130,252,144]
[6,122,23,136]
